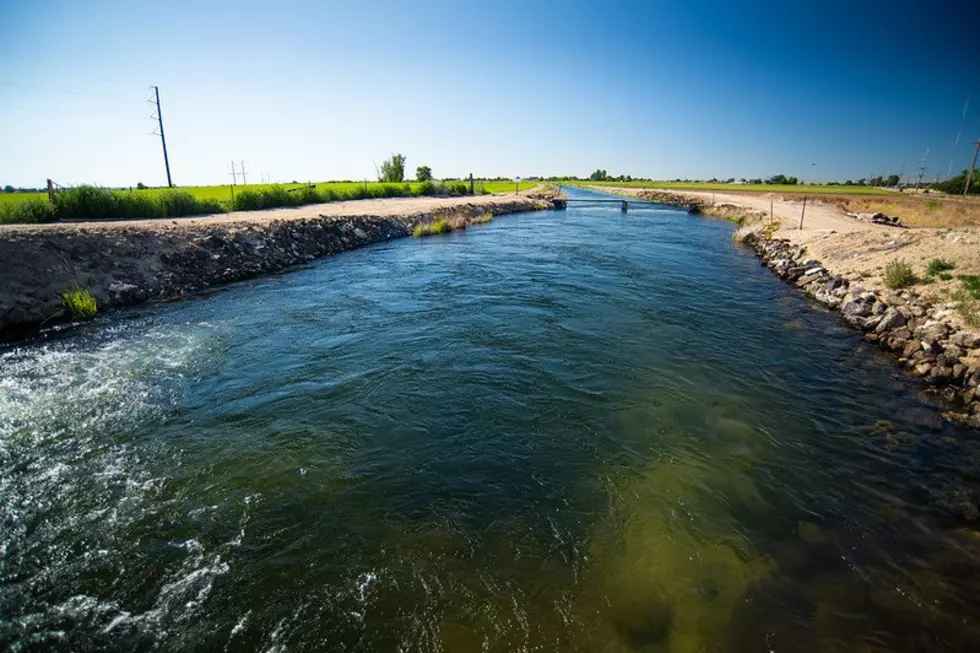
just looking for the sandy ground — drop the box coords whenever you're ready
[0,193,544,234]
[616,188,980,305]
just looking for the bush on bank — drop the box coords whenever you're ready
[1,181,478,225]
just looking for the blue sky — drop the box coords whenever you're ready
[1,0,978,187]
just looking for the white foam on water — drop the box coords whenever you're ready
[0,320,233,645]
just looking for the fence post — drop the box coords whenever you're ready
[799,196,807,230]
[469,173,474,195]
[47,179,56,204]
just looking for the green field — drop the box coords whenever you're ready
[576,181,892,195]
[0,180,535,208]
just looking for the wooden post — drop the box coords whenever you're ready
[469,173,474,195]
[799,196,807,230]
[47,179,56,204]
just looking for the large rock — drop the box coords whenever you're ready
[950,331,980,349]
[875,308,907,334]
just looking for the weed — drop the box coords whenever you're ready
[925,258,956,276]
[884,259,917,289]
[413,219,454,237]
[471,212,493,225]
[958,275,980,299]
[860,271,873,278]
[61,286,98,320]
[925,199,943,212]
[938,272,953,281]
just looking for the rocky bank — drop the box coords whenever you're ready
[0,196,548,340]
[741,232,980,426]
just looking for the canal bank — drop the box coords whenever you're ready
[0,193,551,340]
[600,186,980,428]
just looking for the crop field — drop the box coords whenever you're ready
[0,180,536,212]
[578,181,893,195]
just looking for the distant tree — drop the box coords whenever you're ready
[379,154,407,183]
[136,182,147,190]
[416,165,433,182]
[588,169,609,181]
[725,178,735,184]
[885,174,900,187]
[933,169,980,194]
[765,174,798,185]
[2,184,13,193]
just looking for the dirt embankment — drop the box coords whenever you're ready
[0,194,549,339]
[606,186,980,427]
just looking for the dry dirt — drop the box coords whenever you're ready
[617,188,980,307]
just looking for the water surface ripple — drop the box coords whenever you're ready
[3,188,980,651]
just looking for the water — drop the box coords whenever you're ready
[3,188,980,652]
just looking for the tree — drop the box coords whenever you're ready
[933,169,980,195]
[415,165,432,182]
[885,174,900,187]
[136,182,147,190]
[379,153,406,183]
[766,174,798,185]
[2,185,14,193]
[588,169,609,181]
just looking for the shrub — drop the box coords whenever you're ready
[925,258,955,276]
[938,272,953,281]
[884,259,917,288]
[62,286,97,320]
[0,198,56,224]
[233,190,264,211]
[925,199,942,212]
[414,181,436,197]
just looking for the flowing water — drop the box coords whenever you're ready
[3,188,980,652]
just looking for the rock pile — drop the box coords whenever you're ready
[742,231,980,427]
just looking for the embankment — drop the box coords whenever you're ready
[602,186,980,427]
[0,194,549,339]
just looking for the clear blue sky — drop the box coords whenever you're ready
[1,0,978,187]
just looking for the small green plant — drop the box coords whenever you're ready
[413,218,453,237]
[958,275,980,299]
[860,271,873,278]
[471,212,493,225]
[925,199,942,212]
[61,286,98,320]
[883,259,917,289]
[925,258,955,276]
[938,272,953,281]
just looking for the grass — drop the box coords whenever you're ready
[0,180,537,225]
[926,258,956,277]
[884,259,917,289]
[951,276,980,328]
[578,181,892,195]
[412,213,494,238]
[61,286,97,320]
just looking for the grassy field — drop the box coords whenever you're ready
[577,181,893,195]
[0,180,536,209]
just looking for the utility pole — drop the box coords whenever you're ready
[914,148,929,191]
[240,161,247,186]
[229,161,238,186]
[965,139,980,196]
[151,86,173,187]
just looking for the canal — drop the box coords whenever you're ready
[2,188,979,651]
